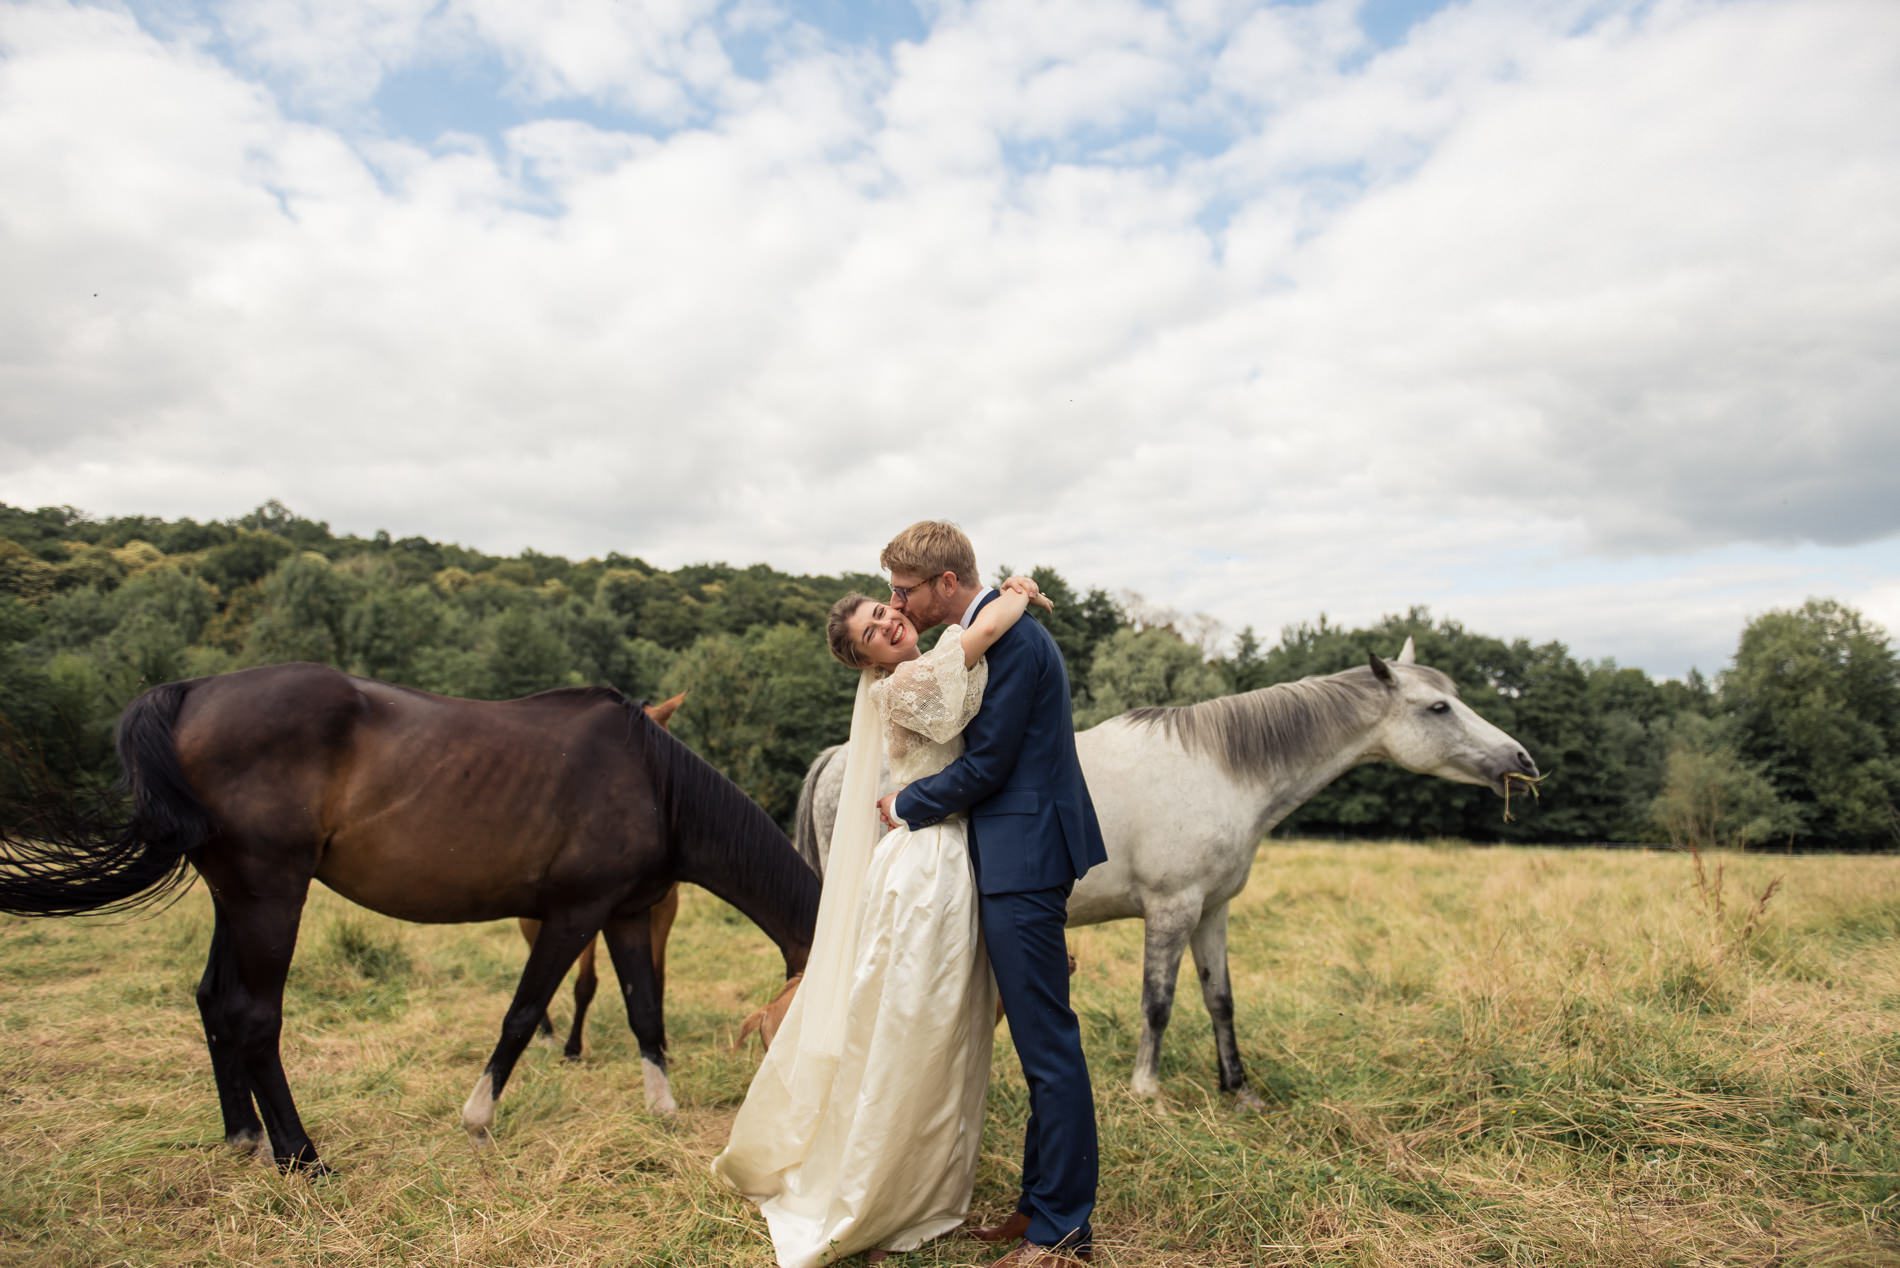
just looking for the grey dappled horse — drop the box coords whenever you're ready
[793,640,1538,1103]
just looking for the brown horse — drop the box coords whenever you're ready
[0,664,819,1173]
[520,691,686,1060]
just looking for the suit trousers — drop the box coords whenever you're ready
[979,882,1096,1250]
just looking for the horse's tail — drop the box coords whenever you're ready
[792,746,838,878]
[0,681,210,917]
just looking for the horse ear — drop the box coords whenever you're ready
[1396,636,1416,665]
[1369,652,1396,685]
[646,692,687,729]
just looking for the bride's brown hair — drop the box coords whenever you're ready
[826,594,872,669]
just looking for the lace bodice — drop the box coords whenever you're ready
[870,625,988,785]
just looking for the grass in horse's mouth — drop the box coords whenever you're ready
[1502,770,1545,823]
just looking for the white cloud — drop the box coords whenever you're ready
[1856,581,1900,645]
[214,0,460,115]
[1,0,1897,680]
[460,0,741,122]
[210,0,763,122]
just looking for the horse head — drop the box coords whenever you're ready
[1364,637,1540,796]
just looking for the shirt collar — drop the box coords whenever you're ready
[959,587,994,630]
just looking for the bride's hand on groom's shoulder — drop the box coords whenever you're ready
[1001,575,1054,612]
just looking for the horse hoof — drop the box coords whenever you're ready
[461,1071,497,1136]
[1129,1075,1163,1100]
[1229,1085,1267,1112]
[226,1129,263,1156]
[563,1048,584,1063]
[642,1058,678,1115]
[277,1148,329,1177]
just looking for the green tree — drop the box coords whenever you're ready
[1722,598,1900,849]
[0,505,88,557]
[0,596,119,797]
[198,531,295,595]
[638,574,708,650]
[0,540,60,602]
[411,643,489,699]
[1004,566,1123,710]
[1226,626,1273,693]
[150,517,232,555]
[36,587,116,651]
[55,543,127,592]
[65,566,223,699]
[1076,626,1226,728]
[620,638,677,701]
[243,553,357,666]
[384,536,447,586]
[106,565,216,644]
[481,607,576,699]
[1650,714,1798,851]
[1583,660,1694,840]
[667,625,858,826]
[237,500,333,550]
[344,581,450,684]
[702,564,829,636]
[595,566,653,632]
[95,609,192,697]
[10,496,1794,853]
[556,593,680,695]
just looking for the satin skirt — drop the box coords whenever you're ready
[713,821,996,1268]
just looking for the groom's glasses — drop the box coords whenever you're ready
[889,573,947,606]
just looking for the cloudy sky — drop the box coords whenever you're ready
[2,0,1896,679]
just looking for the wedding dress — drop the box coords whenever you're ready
[713,626,998,1267]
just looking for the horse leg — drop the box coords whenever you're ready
[518,918,556,1038]
[462,910,602,1140]
[1188,900,1259,1107]
[601,909,675,1114]
[1132,898,1201,1100]
[222,892,322,1172]
[194,902,263,1154]
[562,938,598,1061]
[648,884,680,1001]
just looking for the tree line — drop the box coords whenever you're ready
[2,501,1895,852]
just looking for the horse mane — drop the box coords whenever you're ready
[623,698,820,955]
[523,684,632,707]
[1124,663,1456,781]
[791,744,841,876]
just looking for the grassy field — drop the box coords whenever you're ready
[2,841,1897,1267]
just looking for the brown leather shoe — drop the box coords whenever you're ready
[986,1243,1092,1267]
[967,1210,1031,1244]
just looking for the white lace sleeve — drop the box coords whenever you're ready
[882,625,987,744]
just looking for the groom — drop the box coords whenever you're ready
[875,521,1109,1267]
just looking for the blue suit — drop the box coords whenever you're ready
[895,592,1107,1251]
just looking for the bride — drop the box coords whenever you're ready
[712,575,1050,1267]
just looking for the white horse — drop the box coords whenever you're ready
[792,639,1538,1103]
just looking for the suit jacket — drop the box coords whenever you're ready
[895,592,1108,895]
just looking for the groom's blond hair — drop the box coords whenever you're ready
[880,521,978,587]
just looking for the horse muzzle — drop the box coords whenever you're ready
[1490,748,1540,796]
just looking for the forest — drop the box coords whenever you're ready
[2,500,1896,852]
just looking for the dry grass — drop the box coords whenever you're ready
[3,841,1897,1267]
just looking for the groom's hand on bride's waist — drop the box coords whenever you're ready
[877,788,906,831]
